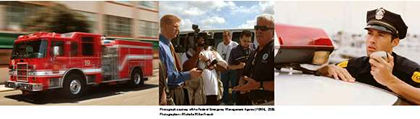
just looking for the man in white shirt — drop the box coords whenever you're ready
[216,30,239,104]
[217,31,238,62]
[199,44,227,105]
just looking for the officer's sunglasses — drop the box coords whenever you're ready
[254,25,274,31]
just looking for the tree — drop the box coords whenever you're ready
[23,3,90,33]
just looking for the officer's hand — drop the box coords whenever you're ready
[236,76,248,94]
[238,76,246,85]
[369,53,396,86]
[239,62,246,69]
[233,76,259,92]
[318,65,355,82]
[160,91,167,105]
[190,68,202,79]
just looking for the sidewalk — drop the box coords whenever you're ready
[0,65,9,84]
[0,84,14,92]
[153,59,160,69]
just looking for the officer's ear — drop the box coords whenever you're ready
[391,37,400,48]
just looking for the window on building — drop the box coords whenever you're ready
[4,2,41,31]
[81,37,94,56]
[138,1,156,9]
[138,20,158,38]
[77,11,97,33]
[105,15,132,36]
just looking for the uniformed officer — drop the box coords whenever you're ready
[318,8,420,104]
[233,14,275,105]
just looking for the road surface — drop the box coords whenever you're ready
[0,69,159,105]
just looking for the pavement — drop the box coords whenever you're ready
[0,68,159,105]
[0,65,160,93]
[0,65,9,85]
[0,84,14,92]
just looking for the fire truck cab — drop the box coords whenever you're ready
[5,32,153,98]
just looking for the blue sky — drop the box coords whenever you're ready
[160,1,274,31]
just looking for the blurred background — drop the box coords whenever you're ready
[0,1,160,83]
[275,1,420,64]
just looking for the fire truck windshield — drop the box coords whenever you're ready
[11,39,48,59]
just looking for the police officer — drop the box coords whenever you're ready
[318,8,420,104]
[233,14,275,105]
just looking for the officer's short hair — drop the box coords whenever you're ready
[257,14,274,27]
[160,14,181,28]
[223,30,231,36]
[241,30,252,38]
[391,34,398,40]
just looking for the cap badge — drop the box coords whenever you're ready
[375,8,385,20]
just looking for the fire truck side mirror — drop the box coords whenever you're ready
[53,46,60,57]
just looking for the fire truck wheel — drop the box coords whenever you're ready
[130,68,144,87]
[62,73,86,98]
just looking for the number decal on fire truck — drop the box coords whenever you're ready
[85,60,91,66]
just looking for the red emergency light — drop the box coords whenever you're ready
[275,24,335,65]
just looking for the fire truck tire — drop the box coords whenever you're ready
[62,73,86,98]
[130,68,144,87]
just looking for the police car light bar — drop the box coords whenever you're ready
[274,24,335,66]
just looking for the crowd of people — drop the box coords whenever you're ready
[159,14,275,105]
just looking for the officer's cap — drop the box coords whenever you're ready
[365,8,408,39]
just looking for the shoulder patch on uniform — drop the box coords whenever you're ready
[262,53,269,60]
[337,60,348,68]
[412,71,420,83]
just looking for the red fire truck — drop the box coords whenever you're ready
[5,32,154,98]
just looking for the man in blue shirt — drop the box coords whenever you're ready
[159,14,202,105]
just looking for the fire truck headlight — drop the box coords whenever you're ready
[32,84,43,91]
[9,71,14,76]
[28,71,36,76]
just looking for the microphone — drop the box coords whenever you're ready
[208,59,218,67]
